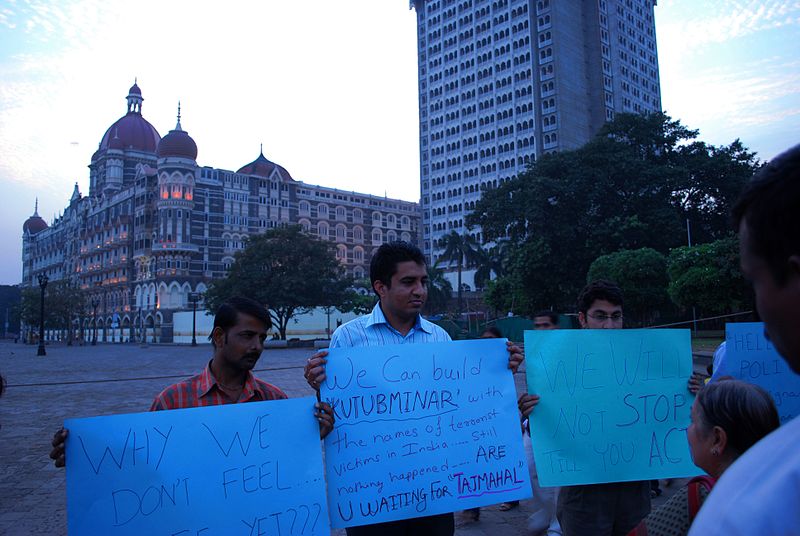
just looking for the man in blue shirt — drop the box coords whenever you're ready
[305,241,524,536]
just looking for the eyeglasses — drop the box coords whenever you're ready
[587,312,623,322]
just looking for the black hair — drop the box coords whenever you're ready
[0,374,4,398]
[577,279,624,314]
[369,241,426,295]
[533,310,558,324]
[696,379,780,457]
[481,326,503,338]
[209,296,271,347]
[732,144,800,284]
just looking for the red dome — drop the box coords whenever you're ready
[99,113,160,153]
[157,127,198,160]
[237,151,294,181]
[23,214,48,235]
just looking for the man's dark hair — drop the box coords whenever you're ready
[370,241,426,295]
[696,379,780,457]
[209,296,271,347]
[577,279,624,314]
[732,144,800,284]
[533,310,558,324]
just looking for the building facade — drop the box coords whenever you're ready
[21,83,419,343]
[411,0,661,269]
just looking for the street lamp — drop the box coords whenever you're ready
[91,297,99,346]
[188,292,200,346]
[36,273,48,356]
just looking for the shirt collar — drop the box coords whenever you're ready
[200,360,261,400]
[365,302,434,335]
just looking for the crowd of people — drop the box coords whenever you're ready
[47,143,799,535]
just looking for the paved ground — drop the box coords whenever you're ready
[0,341,690,535]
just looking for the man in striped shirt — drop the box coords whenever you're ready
[50,296,334,467]
[304,241,524,536]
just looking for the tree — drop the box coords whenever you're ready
[339,279,377,316]
[438,231,483,312]
[667,236,753,315]
[587,248,670,325]
[424,265,453,316]
[18,280,84,341]
[205,226,350,339]
[468,112,760,315]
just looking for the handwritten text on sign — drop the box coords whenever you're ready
[524,329,701,487]
[321,339,532,528]
[726,322,800,424]
[65,397,329,536]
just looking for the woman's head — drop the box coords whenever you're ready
[480,326,502,339]
[688,379,779,477]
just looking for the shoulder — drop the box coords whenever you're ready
[330,315,371,348]
[252,377,288,400]
[150,373,202,411]
[421,317,451,342]
[689,418,800,535]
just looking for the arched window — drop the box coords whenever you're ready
[353,208,363,222]
[318,221,329,239]
[299,201,310,214]
[336,244,347,262]
[317,203,329,218]
[353,225,364,242]
[298,219,311,232]
[353,246,365,263]
[372,228,383,244]
[372,211,382,225]
[336,206,346,220]
[335,224,346,241]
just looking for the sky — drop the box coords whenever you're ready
[0,0,798,285]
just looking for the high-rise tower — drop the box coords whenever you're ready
[411,0,661,273]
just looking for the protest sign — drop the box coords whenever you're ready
[320,339,531,528]
[525,329,701,487]
[726,322,800,424]
[65,397,329,535]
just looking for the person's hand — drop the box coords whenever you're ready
[688,371,707,394]
[316,402,335,439]
[507,341,524,373]
[50,428,68,468]
[305,350,328,392]
[518,393,540,419]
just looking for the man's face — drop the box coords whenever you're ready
[534,316,557,330]
[578,299,623,329]
[739,219,800,372]
[213,313,268,372]
[374,260,428,322]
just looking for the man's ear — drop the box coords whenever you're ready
[578,312,587,329]
[373,279,388,298]
[211,326,225,348]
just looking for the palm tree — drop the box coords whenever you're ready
[473,241,510,290]
[437,231,483,313]
[425,265,453,315]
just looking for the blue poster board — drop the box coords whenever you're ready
[726,322,800,424]
[524,329,701,487]
[320,339,532,528]
[65,397,329,535]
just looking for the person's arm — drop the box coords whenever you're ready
[49,428,68,468]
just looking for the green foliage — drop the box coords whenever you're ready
[469,112,759,314]
[205,226,350,339]
[19,280,84,334]
[424,265,453,315]
[339,280,377,316]
[667,236,752,314]
[587,248,669,325]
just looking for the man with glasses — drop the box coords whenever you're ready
[520,280,650,535]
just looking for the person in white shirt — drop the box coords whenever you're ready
[689,143,800,535]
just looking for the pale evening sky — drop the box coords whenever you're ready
[1,0,798,284]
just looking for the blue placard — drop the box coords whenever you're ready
[524,329,701,487]
[726,322,800,424]
[320,339,532,528]
[65,397,329,535]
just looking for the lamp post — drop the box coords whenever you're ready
[36,273,48,356]
[91,297,99,346]
[188,292,200,346]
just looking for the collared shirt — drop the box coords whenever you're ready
[329,302,451,348]
[149,361,287,411]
